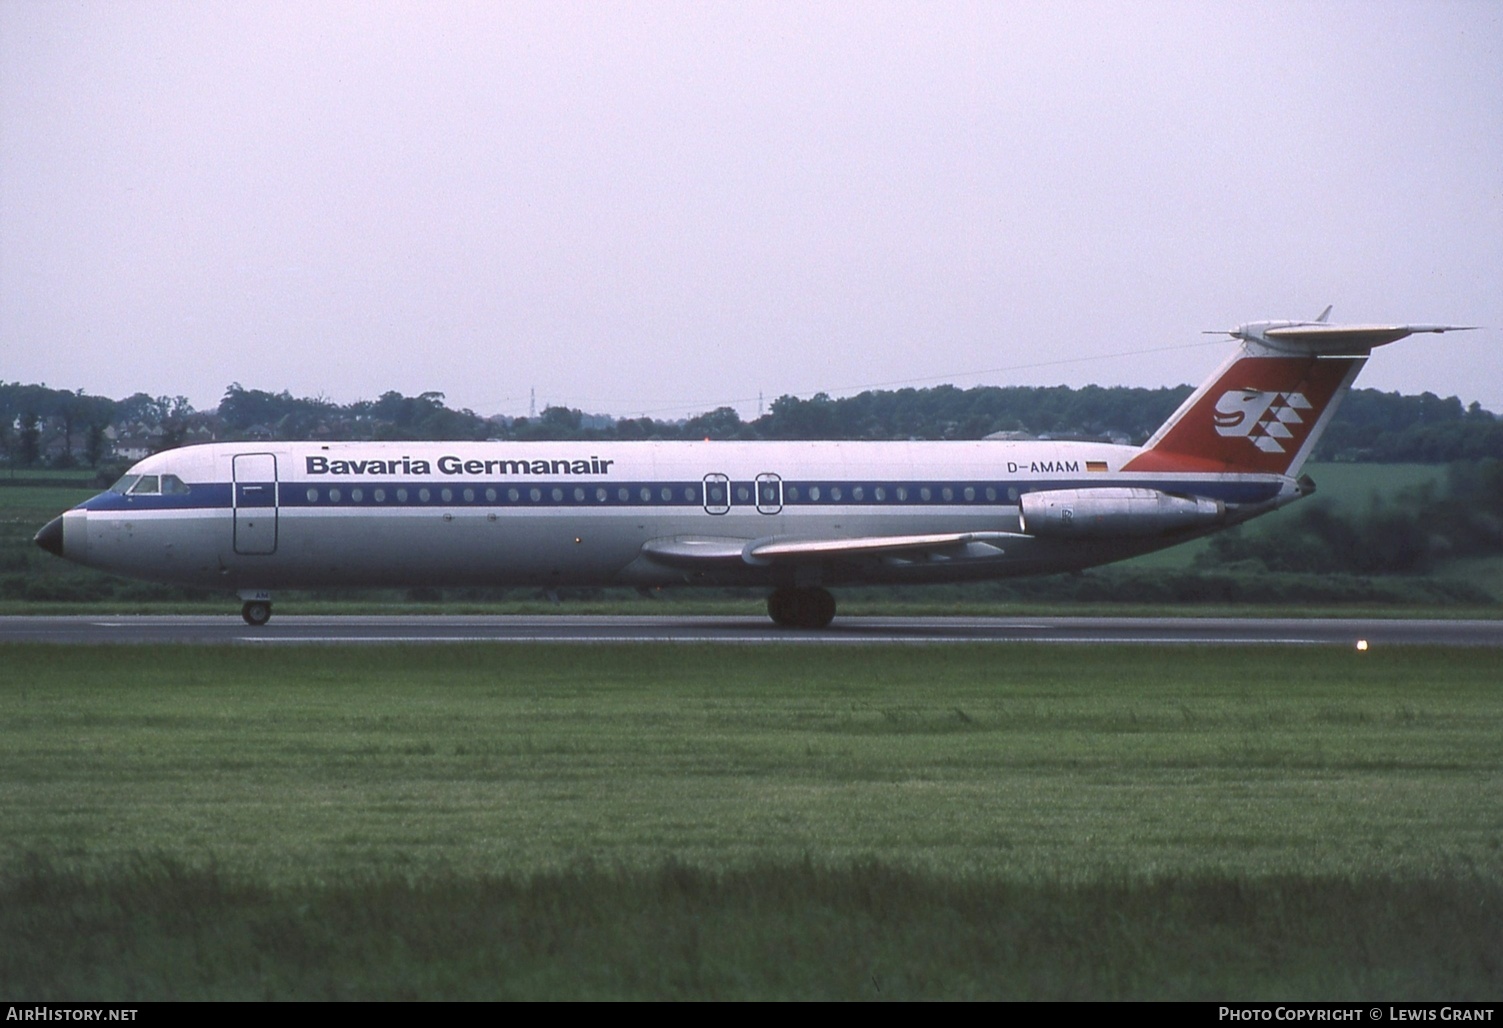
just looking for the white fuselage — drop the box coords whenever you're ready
[50,438,1299,593]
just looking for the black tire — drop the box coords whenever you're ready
[767,588,798,627]
[798,587,836,629]
[767,587,836,629]
[241,601,272,626]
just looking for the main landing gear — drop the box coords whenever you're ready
[767,587,837,629]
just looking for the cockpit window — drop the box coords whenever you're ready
[129,475,160,495]
[161,474,190,495]
[111,474,140,494]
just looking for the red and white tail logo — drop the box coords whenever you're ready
[1124,355,1364,474]
[1213,388,1314,453]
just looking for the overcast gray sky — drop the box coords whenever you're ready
[3,0,1500,420]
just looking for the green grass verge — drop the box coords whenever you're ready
[2,643,1500,998]
[7,859,1496,1000]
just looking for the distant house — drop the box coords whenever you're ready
[105,426,155,461]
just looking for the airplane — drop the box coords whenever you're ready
[33,314,1474,628]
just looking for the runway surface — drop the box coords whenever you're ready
[1,614,1500,646]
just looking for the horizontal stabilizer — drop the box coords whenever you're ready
[1261,323,1475,352]
[1206,319,1477,356]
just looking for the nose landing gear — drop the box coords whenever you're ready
[238,590,273,626]
[766,587,836,629]
[241,600,272,626]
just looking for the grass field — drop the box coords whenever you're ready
[3,643,1500,999]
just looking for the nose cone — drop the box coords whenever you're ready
[34,516,65,557]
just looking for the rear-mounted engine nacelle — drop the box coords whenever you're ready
[1019,488,1224,538]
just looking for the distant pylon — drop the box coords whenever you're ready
[529,388,536,418]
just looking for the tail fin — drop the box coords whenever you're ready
[1125,317,1475,476]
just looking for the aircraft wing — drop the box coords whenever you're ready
[641,531,1024,568]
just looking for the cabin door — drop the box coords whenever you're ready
[702,473,730,515]
[232,453,279,555]
[755,473,783,515]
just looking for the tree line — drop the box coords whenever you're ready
[3,377,1500,469]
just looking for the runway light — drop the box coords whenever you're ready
[1356,639,1369,652]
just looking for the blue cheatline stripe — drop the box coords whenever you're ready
[74,477,1283,512]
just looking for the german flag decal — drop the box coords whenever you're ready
[1086,461,1108,472]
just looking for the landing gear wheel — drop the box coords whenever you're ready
[766,587,836,629]
[241,600,272,626]
[768,588,798,627]
[802,587,836,629]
